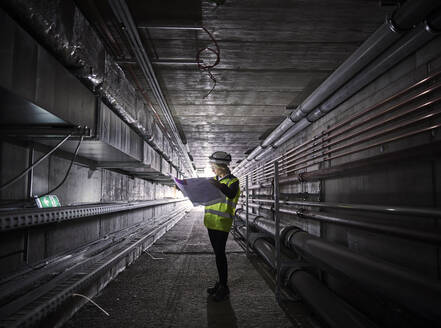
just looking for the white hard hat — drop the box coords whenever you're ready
[209,151,232,164]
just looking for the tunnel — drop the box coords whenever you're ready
[0,0,440,327]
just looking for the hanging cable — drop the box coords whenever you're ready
[40,136,84,197]
[0,135,72,192]
[196,27,220,98]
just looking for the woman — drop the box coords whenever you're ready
[204,151,240,302]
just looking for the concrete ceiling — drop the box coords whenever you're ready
[76,0,391,174]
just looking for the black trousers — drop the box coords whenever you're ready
[207,228,229,286]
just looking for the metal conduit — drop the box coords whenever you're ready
[257,86,441,177]
[241,198,441,217]
[243,129,441,188]
[238,202,441,244]
[234,1,441,174]
[109,0,195,176]
[280,108,441,175]
[307,9,441,122]
[247,111,441,182]
[277,10,441,163]
[268,122,441,180]
[253,113,437,181]
[234,213,377,328]
[236,208,441,322]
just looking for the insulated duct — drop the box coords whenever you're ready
[0,1,187,176]
[108,0,195,177]
[234,0,441,174]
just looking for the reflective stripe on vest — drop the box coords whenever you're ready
[204,175,240,232]
[205,208,233,219]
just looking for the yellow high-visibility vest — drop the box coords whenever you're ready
[204,175,240,232]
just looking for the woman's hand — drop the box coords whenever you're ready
[208,178,222,189]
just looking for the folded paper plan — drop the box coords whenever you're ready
[173,177,225,206]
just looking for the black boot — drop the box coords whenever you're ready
[207,281,220,295]
[214,284,230,302]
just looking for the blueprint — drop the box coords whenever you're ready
[173,177,225,206]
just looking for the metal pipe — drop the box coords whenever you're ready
[246,175,250,257]
[283,207,441,244]
[325,78,441,139]
[307,10,441,122]
[287,269,377,328]
[237,77,441,179]
[273,118,311,148]
[261,118,295,148]
[295,0,440,119]
[240,202,441,245]
[253,238,276,268]
[137,25,203,31]
[284,229,441,322]
[284,105,441,173]
[236,219,378,328]
[279,84,441,169]
[254,146,275,161]
[273,161,281,301]
[243,198,441,218]
[237,208,441,322]
[287,121,441,174]
[246,136,441,188]
[266,72,441,168]
[234,1,441,173]
[246,145,264,161]
[275,12,441,159]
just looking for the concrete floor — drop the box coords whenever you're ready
[64,207,303,328]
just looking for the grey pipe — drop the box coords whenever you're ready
[241,198,441,218]
[284,229,441,322]
[246,145,263,161]
[253,238,276,268]
[287,269,377,328]
[260,118,295,149]
[239,200,441,243]
[295,0,440,121]
[236,208,441,322]
[234,0,441,171]
[235,218,377,328]
[273,119,311,148]
[307,10,441,122]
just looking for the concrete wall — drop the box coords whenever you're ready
[0,7,185,282]
[249,32,441,326]
[0,139,183,277]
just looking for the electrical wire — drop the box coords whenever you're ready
[39,136,84,197]
[0,135,72,192]
[72,293,110,316]
[196,27,220,98]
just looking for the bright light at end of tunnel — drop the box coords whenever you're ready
[197,166,214,178]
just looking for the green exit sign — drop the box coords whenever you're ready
[35,195,61,208]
